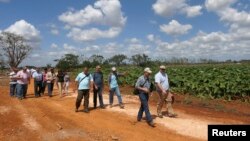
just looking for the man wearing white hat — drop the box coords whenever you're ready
[135,67,155,127]
[155,65,177,118]
[108,67,126,109]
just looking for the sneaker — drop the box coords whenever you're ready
[109,104,113,108]
[158,114,163,118]
[100,106,105,109]
[148,121,156,127]
[137,118,141,122]
[83,109,89,113]
[168,113,178,118]
[75,109,78,112]
[119,104,124,109]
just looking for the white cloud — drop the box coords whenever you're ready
[205,0,236,11]
[125,38,140,44]
[160,20,192,36]
[51,29,59,35]
[50,43,58,49]
[59,0,126,27]
[4,20,40,47]
[48,24,59,35]
[205,0,250,27]
[152,0,202,18]
[67,27,121,41]
[63,43,76,50]
[146,30,250,60]
[183,5,203,17]
[59,0,126,41]
[128,43,151,55]
[147,34,155,42]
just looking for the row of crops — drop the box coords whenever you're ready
[72,63,250,101]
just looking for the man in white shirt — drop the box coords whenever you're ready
[155,65,177,118]
[9,67,18,97]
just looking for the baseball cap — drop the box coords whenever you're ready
[160,65,166,69]
[111,67,116,71]
[96,65,101,69]
[144,67,152,74]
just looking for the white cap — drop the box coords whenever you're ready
[111,67,116,71]
[160,65,166,69]
[144,67,152,74]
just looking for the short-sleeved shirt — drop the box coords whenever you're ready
[136,75,151,93]
[155,71,169,90]
[9,71,17,84]
[57,73,65,82]
[64,75,70,82]
[46,72,56,83]
[75,72,93,90]
[109,74,118,89]
[32,72,43,81]
[93,72,103,87]
[16,70,30,84]
[42,72,47,82]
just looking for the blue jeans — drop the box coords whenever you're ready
[47,83,54,96]
[9,84,17,97]
[93,86,104,107]
[41,81,47,94]
[137,92,152,122]
[109,87,123,105]
[16,84,28,99]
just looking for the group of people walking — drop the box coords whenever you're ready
[74,65,177,127]
[9,65,176,127]
[74,66,126,113]
[9,67,70,99]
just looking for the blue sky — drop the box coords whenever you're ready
[0,0,250,66]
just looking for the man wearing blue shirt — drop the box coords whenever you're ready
[93,65,105,109]
[32,68,43,97]
[155,65,177,118]
[108,67,126,109]
[75,67,93,113]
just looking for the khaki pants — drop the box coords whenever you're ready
[58,82,63,96]
[157,90,175,115]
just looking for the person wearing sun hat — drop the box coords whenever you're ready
[108,66,126,109]
[135,67,155,127]
[155,65,177,118]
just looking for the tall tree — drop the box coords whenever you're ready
[56,54,79,70]
[89,54,104,64]
[0,32,32,68]
[109,54,127,66]
[130,54,151,67]
[0,53,5,69]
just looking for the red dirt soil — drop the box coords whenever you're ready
[0,78,249,141]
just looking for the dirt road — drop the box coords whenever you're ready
[0,79,249,141]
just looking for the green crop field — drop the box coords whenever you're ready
[72,63,250,101]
